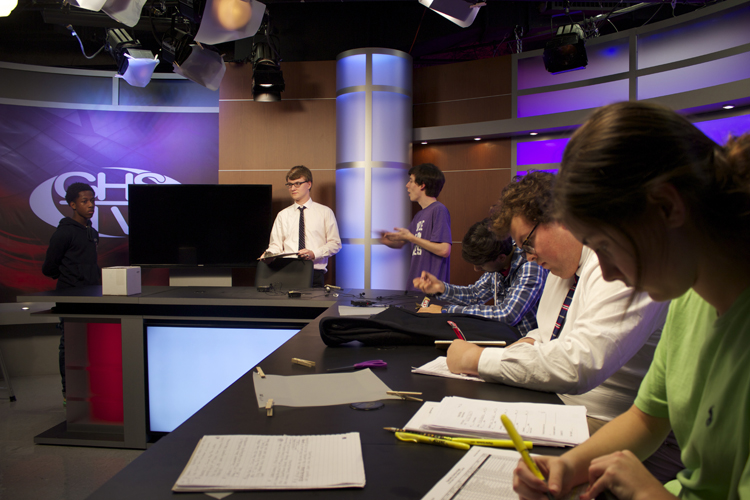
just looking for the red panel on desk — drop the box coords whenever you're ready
[86,324,124,423]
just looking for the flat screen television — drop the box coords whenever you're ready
[128,184,273,267]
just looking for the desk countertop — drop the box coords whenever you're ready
[84,295,564,500]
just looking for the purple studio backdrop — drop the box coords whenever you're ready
[0,104,218,303]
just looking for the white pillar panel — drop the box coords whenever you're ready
[335,48,412,290]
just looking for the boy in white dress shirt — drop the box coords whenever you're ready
[261,165,341,287]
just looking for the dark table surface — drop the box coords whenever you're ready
[86,300,564,499]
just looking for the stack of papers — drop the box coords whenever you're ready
[422,446,588,500]
[404,397,589,447]
[173,433,365,492]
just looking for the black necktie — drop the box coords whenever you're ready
[298,206,306,251]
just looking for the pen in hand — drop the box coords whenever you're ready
[500,414,555,500]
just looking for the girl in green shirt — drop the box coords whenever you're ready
[513,101,750,499]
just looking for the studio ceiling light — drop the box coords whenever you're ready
[161,28,226,91]
[105,28,158,87]
[0,0,18,16]
[543,24,588,74]
[418,0,483,28]
[179,0,266,45]
[251,18,284,102]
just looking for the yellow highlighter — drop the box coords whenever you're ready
[451,437,533,449]
[500,414,555,500]
[395,431,470,451]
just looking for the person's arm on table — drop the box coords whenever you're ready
[446,330,539,374]
[440,274,493,308]
[443,263,546,325]
[476,278,663,394]
[513,405,674,500]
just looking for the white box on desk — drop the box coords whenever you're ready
[102,266,142,295]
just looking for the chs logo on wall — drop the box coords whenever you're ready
[30,167,180,238]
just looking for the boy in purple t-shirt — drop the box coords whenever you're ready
[381,163,451,291]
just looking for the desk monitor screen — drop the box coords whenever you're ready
[146,325,298,433]
[128,184,273,267]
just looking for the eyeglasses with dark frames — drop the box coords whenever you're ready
[520,222,539,255]
[285,181,309,189]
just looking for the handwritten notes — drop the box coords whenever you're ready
[173,433,365,492]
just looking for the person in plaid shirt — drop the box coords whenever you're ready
[413,219,547,336]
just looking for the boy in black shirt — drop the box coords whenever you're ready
[42,182,101,401]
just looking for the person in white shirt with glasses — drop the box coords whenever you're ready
[261,165,341,287]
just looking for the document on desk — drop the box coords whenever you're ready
[422,446,587,500]
[254,368,401,408]
[411,357,484,382]
[173,433,365,492]
[407,397,589,447]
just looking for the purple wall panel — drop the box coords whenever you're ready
[518,80,628,117]
[638,5,750,69]
[517,138,569,165]
[638,52,750,100]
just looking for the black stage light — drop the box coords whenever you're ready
[543,24,588,74]
[161,28,227,91]
[105,28,158,87]
[251,20,284,102]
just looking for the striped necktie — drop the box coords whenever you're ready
[298,206,306,251]
[551,274,579,340]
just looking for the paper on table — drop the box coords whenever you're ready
[411,357,484,382]
[338,305,388,316]
[421,446,588,500]
[413,397,589,447]
[254,368,402,408]
[173,433,365,492]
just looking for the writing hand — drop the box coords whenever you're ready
[513,455,571,500]
[446,340,483,375]
[509,337,536,347]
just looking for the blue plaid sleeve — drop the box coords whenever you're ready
[441,254,547,336]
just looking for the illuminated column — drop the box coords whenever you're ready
[336,48,412,290]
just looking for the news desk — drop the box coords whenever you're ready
[19,286,564,499]
[17,286,337,449]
